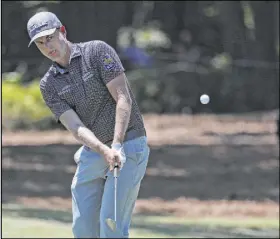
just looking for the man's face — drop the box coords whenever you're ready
[34,29,67,62]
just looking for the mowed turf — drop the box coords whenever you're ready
[2,204,279,238]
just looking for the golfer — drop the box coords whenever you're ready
[27,11,150,238]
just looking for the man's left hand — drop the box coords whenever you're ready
[111,143,126,170]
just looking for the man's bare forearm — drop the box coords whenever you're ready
[113,97,132,144]
[74,126,110,155]
[59,109,110,155]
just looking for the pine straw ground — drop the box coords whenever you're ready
[2,112,279,219]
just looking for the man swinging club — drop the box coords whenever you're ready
[27,11,150,238]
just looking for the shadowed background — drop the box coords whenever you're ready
[2,1,279,238]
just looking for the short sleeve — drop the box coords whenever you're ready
[40,79,72,123]
[94,41,125,85]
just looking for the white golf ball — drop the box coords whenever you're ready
[200,94,210,104]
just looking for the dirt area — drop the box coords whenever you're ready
[2,113,279,219]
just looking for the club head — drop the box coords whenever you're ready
[106,218,124,237]
[106,218,117,231]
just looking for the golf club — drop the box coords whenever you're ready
[106,163,121,234]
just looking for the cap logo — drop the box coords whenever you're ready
[29,22,49,38]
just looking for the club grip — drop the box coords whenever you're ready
[113,163,119,177]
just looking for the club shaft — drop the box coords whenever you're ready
[114,173,117,222]
[114,165,118,222]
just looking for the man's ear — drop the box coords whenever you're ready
[59,25,67,37]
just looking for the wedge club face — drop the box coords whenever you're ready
[106,218,117,231]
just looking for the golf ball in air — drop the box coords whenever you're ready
[200,94,210,104]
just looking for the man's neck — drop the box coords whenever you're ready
[55,41,72,68]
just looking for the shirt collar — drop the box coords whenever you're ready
[70,43,82,59]
[51,43,81,76]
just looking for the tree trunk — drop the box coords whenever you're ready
[250,1,277,62]
[217,1,248,59]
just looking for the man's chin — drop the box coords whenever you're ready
[48,55,59,62]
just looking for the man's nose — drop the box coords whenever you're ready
[44,41,52,49]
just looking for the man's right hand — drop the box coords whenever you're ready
[102,147,122,171]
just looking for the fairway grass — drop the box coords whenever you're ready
[2,204,279,238]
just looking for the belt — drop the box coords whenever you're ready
[84,128,146,151]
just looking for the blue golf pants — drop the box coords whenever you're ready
[71,136,150,238]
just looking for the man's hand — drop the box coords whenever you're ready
[103,147,122,171]
[111,143,126,169]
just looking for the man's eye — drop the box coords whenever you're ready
[47,35,53,41]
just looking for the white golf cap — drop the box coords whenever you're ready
[27,11,62,47]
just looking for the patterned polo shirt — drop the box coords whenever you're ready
[40,40,145,144]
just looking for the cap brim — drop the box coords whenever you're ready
[28,28,56,47]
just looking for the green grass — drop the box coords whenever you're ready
[2,203,279,238]
[133,215,279,228]
[2,217,71,238]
